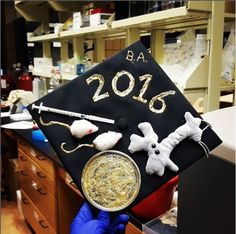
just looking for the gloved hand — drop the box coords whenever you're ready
[70,202,129,234]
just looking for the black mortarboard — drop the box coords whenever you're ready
[28,41,221,211]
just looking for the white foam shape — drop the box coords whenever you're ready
[70,119,98,139]
[93,131,122,151]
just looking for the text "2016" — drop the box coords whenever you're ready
[86,50,175,114]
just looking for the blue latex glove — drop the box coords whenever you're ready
[70,203,129,234]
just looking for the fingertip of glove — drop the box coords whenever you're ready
[116,224,126,233]
[118,214,129,223]
[97,210,110,220]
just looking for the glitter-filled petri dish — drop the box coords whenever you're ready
[81,150,141,212]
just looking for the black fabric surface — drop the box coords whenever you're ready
[28,41,222,211]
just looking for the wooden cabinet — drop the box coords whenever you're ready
[21,190,56,234]
[15,133,144,234]
[56,167,84,234]
[126,222,144,234]
[18,138,58,233]
[18,139,55,179]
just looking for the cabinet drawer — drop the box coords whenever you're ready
[18,138,55,179]
[26,156,56,197]
[21,190,56,234]
[58,167,83,198]
[126,222,143,234]
[19,171,57,228]
[18,138,33,155]
[18,148,29,171]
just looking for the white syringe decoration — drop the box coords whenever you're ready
[32,102,115,124]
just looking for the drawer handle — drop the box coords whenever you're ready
[22,198,30,205]
[69,181,79,190]
[19,156,27,161]
[20,170,28,176]
[36,171,46,179]
[37,188,47,195]
[39,220,49,229]
[70,181,76,187]
[36,155,45,161]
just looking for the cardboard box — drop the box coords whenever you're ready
[90,8,114,26]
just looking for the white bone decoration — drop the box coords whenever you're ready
[128,112,207,176]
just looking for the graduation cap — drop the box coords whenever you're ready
[28,41,221,212]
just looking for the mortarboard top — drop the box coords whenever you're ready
[28,41,221,211]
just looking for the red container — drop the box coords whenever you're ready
[18,72,32,91]
[131,176,178,219]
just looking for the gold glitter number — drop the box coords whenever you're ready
[112,70,135,97]
[133,74,152,104]
[86,74,109,102]
[149,90,176,113]
[85,71,174,114]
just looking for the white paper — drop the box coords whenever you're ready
[1,121,33,129]
[1,79,7,88]
[1,112,10,117]
[10,113,32,121]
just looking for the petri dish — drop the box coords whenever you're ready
[81,150,141,212]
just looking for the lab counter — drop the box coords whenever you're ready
[202,106,235,164]
[13,128,62,167]
[2,117,60,166]
[178,106,235,234]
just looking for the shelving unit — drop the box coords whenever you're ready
[15,1,48,22]
[28,33,59,42]
[27,6,211,42]
[15,1,235,112]
[32,71,78,81]
[60,24,108,39]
